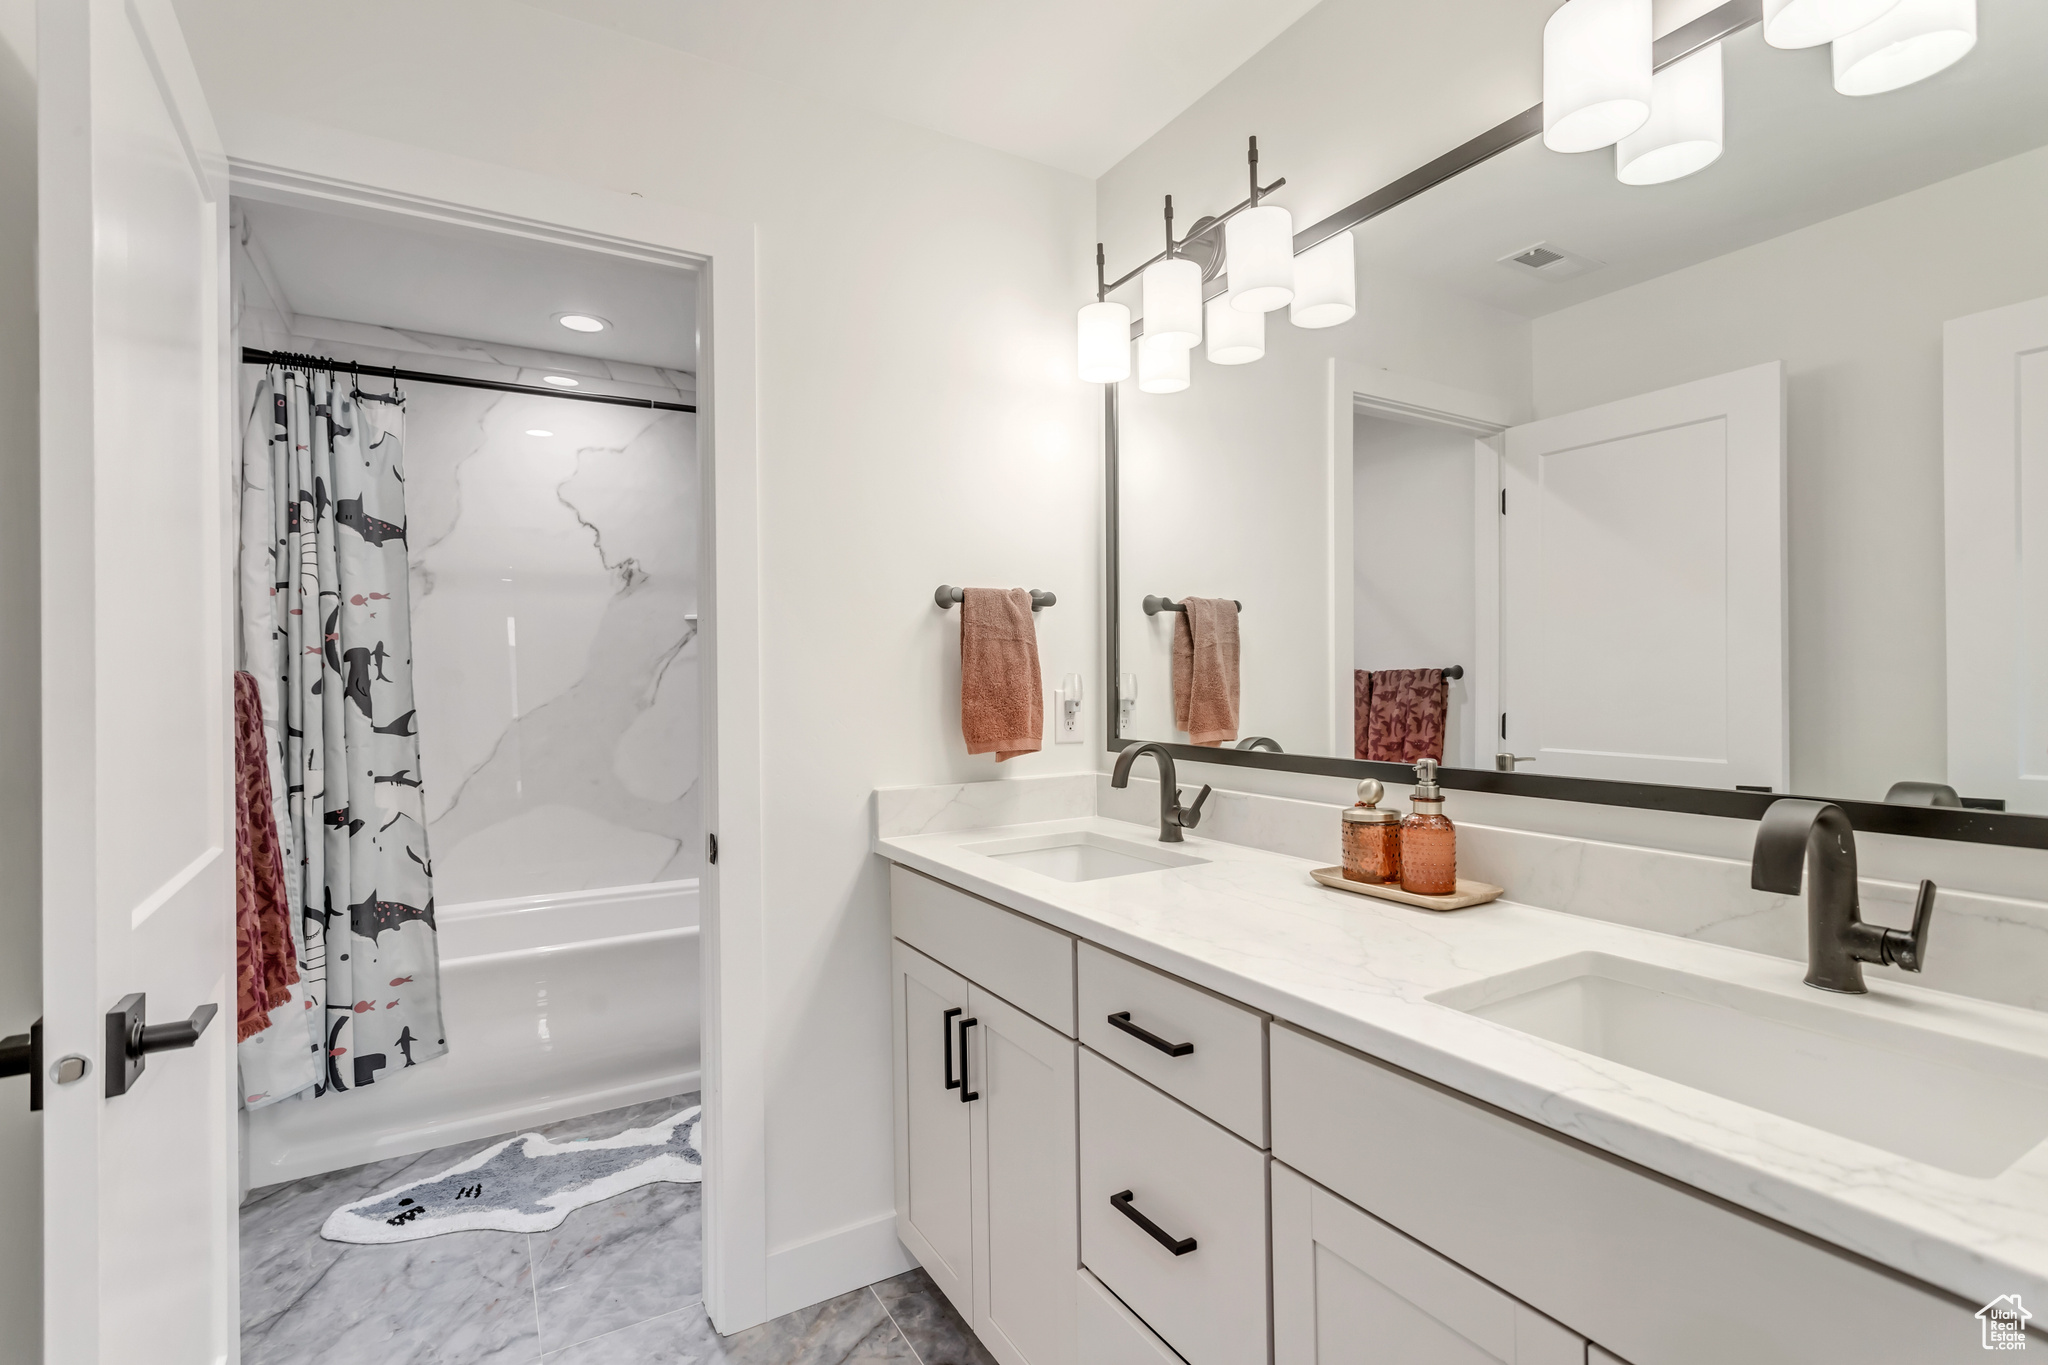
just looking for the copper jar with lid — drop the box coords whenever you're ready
[1341,779,1402,885]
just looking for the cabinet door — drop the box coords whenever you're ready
[1273,1163,1583,1365]
[970,984,1079,1365]
[894,941,975,1312]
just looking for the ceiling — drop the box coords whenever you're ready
[1355,0,2048,317]
[514,0,1325,178]
[238,198,699,371]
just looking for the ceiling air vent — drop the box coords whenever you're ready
[1499,242,1603,282]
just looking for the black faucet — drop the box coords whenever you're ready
[1111,742,1212,844]
[1749,798,1936,993]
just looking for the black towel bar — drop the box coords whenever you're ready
[1143,595,1242,615]
[935,585,1056,611]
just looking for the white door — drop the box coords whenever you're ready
[1501,362,1786,790]
[38,2,235,1361]
[968,984,1077,1365]
[1944,294,2048,815]
[1271,1163,1584,1365]
[892,942,975,1313]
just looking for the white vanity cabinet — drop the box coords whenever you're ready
[891,869,1079,1365]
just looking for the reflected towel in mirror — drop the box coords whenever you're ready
[1363,668,1447,764]
[1173,597,1240,746]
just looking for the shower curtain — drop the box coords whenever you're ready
[236,365,448,1109]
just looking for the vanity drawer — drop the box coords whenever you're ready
[1077,1268,1184,1365]
[1080,1049,1267,1365]
[891,865,1075,1035]
[1078,943,1266,1146]
[1269,1025,1973,1365]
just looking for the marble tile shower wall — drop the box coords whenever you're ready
[404,387,700,904]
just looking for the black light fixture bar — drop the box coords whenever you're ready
[241,347,697,413]
[1098,137,1287,298]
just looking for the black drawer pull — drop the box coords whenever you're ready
[1107,1011,1194,1057]
[1111,1190,1195,1255]
[958,1017,979,1102]
[943,1007,963,1091]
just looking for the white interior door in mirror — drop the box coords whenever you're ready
[39,1,235,1359]
[1945,294,2048,816]
[1501,362,1786,790]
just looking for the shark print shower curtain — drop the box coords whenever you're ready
[236,365,447,1109]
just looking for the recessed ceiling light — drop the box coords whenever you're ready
[555,313,609,333]
[541,375,580,388]
[526,429,553,437]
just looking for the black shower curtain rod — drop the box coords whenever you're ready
[240,347,697,413]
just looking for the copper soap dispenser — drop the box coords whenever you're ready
[1399,758,1457,896]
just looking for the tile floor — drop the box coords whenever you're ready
[240,1093,996,1365]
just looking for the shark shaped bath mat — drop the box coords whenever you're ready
[322,1106,701,1244]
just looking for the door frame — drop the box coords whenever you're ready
[1332,363,1517,764]
[223,122,770,1330]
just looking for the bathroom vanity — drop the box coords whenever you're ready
[877,791,2048,1365]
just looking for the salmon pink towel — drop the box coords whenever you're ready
[1173,597,1240,746]
[1363,668,1447,764]
[960,588,1043,761]
[235,671,299,1041]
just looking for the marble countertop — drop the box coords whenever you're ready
[875,810,2048,1309]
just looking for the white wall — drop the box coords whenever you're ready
[0,2,36,1358]
[1354,413,1477,768]
[1533,143,2048,801]
[170,0,1101,1316]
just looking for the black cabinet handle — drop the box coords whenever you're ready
[1107,1011,1194,1057]
[957,1017,979,1102]
[1111,1190,1196,1255]
[943,1007,963,1091]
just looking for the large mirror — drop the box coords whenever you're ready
[1110,0,2048,841]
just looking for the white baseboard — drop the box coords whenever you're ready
[763,1210,916,1320]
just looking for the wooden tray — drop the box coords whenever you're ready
[1308,867,1504,912]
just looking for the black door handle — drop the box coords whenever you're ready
[0,1019,42,1112]
[105,994,217,1098]
[1111,1190,1196,1255]
[943,1007,963,1091]
[957,1017,979,1103]
[1107,1011,1194,1057]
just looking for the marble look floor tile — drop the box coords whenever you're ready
[532,1180,703,1352]
[870,1269,996,1365]
[536,1092,699,1144]
[241,1230,540,1365]
[543,1291,914,1365]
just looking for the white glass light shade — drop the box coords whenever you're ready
[1832,0,1975,95]
[1762,0,1901,48]
[1205,296,1264,365]
[1616,42,1724,185]
[1542,0,1653,154]
[1289,232,1356,330]
[1141,256,1203,350]
[1137,334,1190,394]
[1077,301,1132,383]
[1225,204,1295,313]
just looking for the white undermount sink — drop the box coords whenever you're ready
[964,830,1207,883]
[1431,952,2048,1178]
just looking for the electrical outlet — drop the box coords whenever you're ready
[1056,673,1083,743]
[1118,673,1136,731]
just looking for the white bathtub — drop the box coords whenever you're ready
[243,880,701,1188]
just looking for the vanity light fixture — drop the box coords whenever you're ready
[1831,0,1976,95]
[1224,137,1293,313]
[1762,0,1903,48]
[541,375,580,387]
[1205,295,1264,365]
[1290,232,1357,329]
[1077,137,1290,390]
[554,312,609,333]
[1137,333,1191,394]
[1617,41,1724,185]
[1542,0,1653,154]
